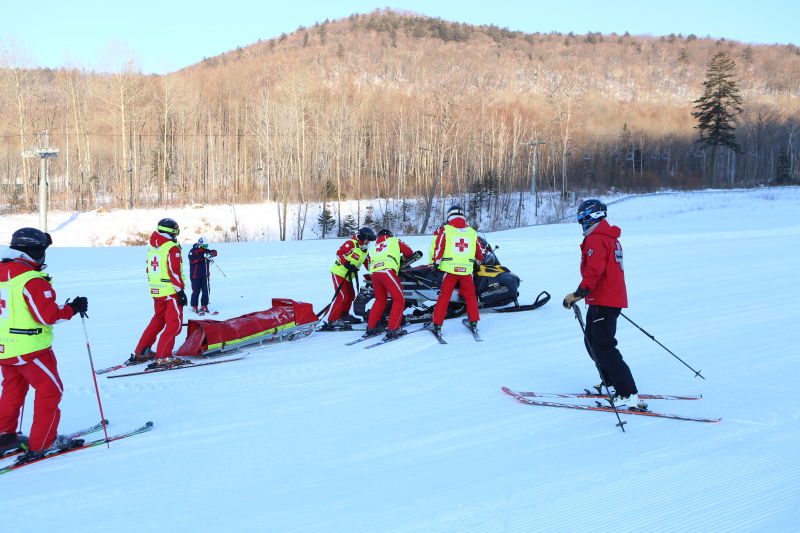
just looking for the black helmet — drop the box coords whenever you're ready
[357,227,376,242]
[9,227,52,263]
[377,229,393,238]
[157,218,180,237]
[446,205,465,221]
[577,199,607,231]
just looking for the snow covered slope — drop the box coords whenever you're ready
[2,188,798,532]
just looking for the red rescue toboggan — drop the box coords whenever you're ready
[176,298,321,357]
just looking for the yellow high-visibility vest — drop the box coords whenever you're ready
[0,270,54,358]
[330,238,368,279]
[438,225,477,275]
[147,241,182,297]
[369,238,402,274]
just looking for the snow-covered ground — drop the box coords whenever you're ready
[1,187,798,532]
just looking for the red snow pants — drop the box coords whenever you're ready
[433,273,480,325]
[135,295,184,358]
[368,270,405,331]
[327,273,355,322]
[0,349,63,452]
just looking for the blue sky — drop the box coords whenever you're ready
[2,0,797,74]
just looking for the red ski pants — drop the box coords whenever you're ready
[433,273,480,325]
[327,273,355,322]
[368,270,405,331]
[0,349,63,452]
[135,295,183,358]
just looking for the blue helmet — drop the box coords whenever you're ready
[577,199,607,231]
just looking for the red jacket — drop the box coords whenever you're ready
[431,217,485,264]
[578,219,628,308]
[148,231,185,293]
[0,256,75,362]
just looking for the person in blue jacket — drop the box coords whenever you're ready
[188,237,218,313]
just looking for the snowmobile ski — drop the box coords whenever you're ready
[0,421,153,475]
[502,387,720,423]
[492,291,551,313]
[514,390,702,401]
[106,356,246,379]
[461,319,483,341]
[0,420,109,461]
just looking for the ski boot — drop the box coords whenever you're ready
[468,321,479,334]
[362,327,384,338]
[0,433,28,456]
[50,434,85,452]
[148,356,192,370]
[608,393,648,411]
[13,449,46,466]
[320,319,353,331]
[128,347,154,364]
[382,328,407,341]
[341,312,363,325]
[191,306,199,313]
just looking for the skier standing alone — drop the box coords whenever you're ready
[0,228,89,465]
[323,226,376,330]
[188,237,218,314]
[562,199,646,410]
[131,218,188,367]
[363,229,415,340]
[429,206,484,336]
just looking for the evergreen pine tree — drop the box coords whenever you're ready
[692,52,743,186]
[338,214,358,237]
[692,52,743,152]
[318,204,336,238]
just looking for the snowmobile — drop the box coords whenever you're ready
[352,238,550,324]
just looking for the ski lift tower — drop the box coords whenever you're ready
[22,130,60,233]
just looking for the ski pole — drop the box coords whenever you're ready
[620,312,705,379]
[572,305,627,432]
[212,260,227,278]
[79,316,111,446]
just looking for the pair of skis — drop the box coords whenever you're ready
[0,420,153,475]
[425,319,483,344]
[96,354,246,378]
[502,387,721,423]
[344,318,482,349]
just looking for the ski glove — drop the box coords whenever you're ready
[562,292,583,309]
[67,297,89,318]
[176,290,188,307]
[345,263,359,277]
[563,287,590,309]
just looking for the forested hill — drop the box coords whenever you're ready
[1,9,798,224]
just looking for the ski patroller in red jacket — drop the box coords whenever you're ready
[147,231,185,293]
[578,219,628,308]
[430,216,486,264]
[0,254,76,362]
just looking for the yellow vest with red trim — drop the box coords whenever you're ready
[330,238,368,278]
[369,237,402,274]
[439,225,478,275]
[147,240,182,297]
[0,270,55,358]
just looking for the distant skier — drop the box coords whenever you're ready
[323,226,376,330]
[429,206,484,336]
[131,218,189,368]
[0,228,89,465]
[362,229,415,341]
[562,199,645,410]
[188,236,218,314]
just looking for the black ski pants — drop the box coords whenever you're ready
[584,305,638,397]
[190,277,210,307]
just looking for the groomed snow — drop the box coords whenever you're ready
[1,187,798,532]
